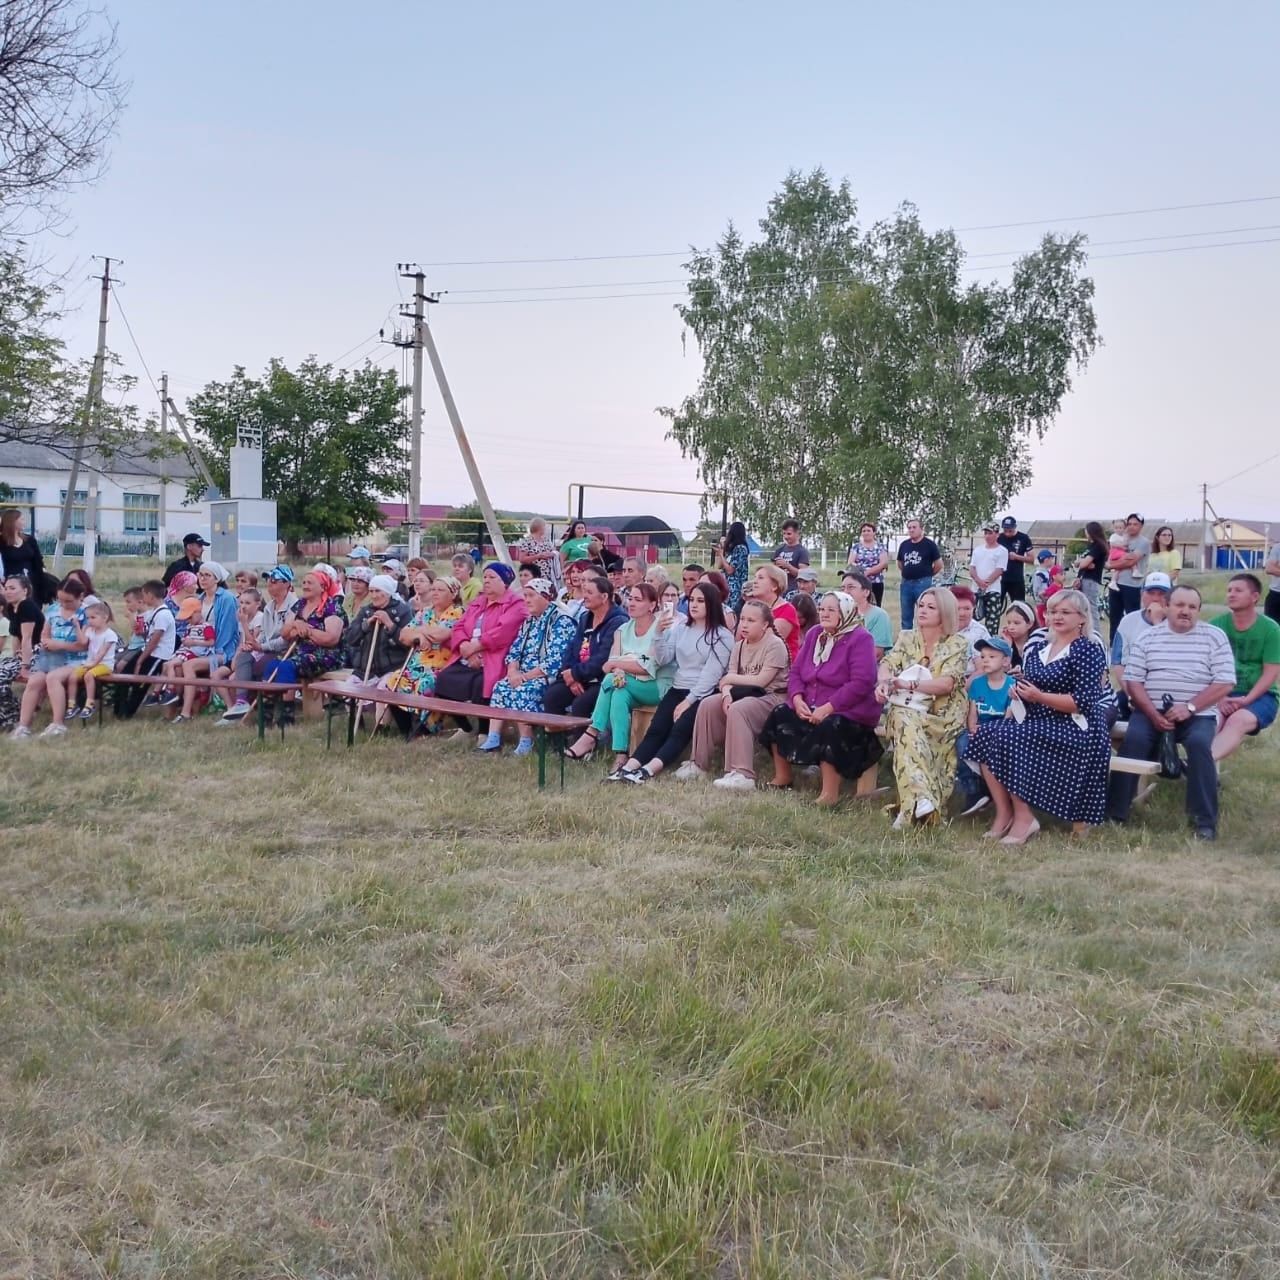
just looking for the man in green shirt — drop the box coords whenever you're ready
[1211,573,1280,762]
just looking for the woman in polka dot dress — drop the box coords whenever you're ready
[968,589,1112,843]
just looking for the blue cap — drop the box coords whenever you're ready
[1037,549,1055,562]
[348,545,372,561]
[266,565,295,583]
[975,635,1013,658]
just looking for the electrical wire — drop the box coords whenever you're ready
[1210,449,1280,490]
[109,284,161,396]
[418,194,1280,267]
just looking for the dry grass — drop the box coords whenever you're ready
[0,562,1276,1277]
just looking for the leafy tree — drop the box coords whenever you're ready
[425,500,522,548]
[186,358,408,551]
[661,170,1099,542]
[0,0,126,228]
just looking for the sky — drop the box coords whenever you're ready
[41,0,1280,540]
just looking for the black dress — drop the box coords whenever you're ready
[0,535,50,603]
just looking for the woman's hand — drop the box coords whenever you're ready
[370,609,393,629]
[874,679,892,704]
[809,702,833,724]
[1014,679,1039,704]
[508,669,524,689]
[657,612,675,632]
[793,695,811,720]
[674,699,693,720]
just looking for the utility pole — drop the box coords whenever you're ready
[1200,481,1212,571]
[55,256,115,572]
[158,372,169,562]
[396,264,426,560]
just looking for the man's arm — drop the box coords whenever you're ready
[931,558,943,575]
[1221,662,1280,717]
[1166,681,1235,723]
[1123,679,1173,731]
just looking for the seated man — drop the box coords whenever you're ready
[786,566,821,604]
[1110,571,1171,719]
[1210,573,1280,762]
[543,574,627,718]
[1107,585,1236,840]
[619,557,644,606]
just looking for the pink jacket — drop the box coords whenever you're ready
[448,588,529,696]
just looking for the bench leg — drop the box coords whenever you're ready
[326,697,333,750]
[536,724,546,790]
[347,698,357,748]
[258,694,267,743]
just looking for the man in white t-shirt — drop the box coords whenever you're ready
[970,524,1009,622]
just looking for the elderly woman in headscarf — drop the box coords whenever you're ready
[346,573,412,682]
[262,568,346,723]
[385,574,465,698]
[759,590,883,806]
[434,561,529,742]
[342,565,373,622]
[481,577,578,754]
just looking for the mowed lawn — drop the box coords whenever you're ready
[1,568,1278,1277]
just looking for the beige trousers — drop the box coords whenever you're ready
[692,691,784,778]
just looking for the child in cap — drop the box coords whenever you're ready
[958,635,1017,815]
[57,600,121,720]
[1031,549,1057,603]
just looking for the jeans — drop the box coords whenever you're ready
[1266,590,1280,626]
[545,677,602,721]
[1079,577,1102,632]
[1107,710,1217,831]
[590,674,661,752]
[954,729,987,805]
[899,576,934,630]
[633,686,700,768]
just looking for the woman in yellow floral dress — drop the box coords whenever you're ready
[875,587,969,828]
[386,575,464,696]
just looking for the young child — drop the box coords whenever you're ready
[119,587,146,666]
[160,597,215,715]
[120,580,178,718]
[958,635,1017,815]
[1031,549,1057,602]
[58,601,120,720]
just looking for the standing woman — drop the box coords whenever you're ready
[759,592,881,805]
[846,522,890,606]
[1147,526,1182,582]
[608,582,734,782]
[0,508,49,604]
[713,521,751,615]
[559,520,592,568]
[566,581,664,767]
[485,578,579,754]
[968,589,1112,843]
[1072,521,1111,632]
[875,587,969,827]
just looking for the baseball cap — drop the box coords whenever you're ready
[981,522,999,533]
[1037,549,1055,562]
[182,532,210,547]
[975,635,1013,658]
[381,558,405,575]
[348,545,372,561]
[1000,517,1017,529]
[1143,571,1172,592]
[797,567,819,581]
[176,597,202,620]
[266,565,295,583]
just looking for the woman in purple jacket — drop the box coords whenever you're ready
[760,591,883,806]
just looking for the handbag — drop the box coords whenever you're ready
[728,684,768,702]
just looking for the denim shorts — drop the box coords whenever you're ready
[33,650,78,674]
[1237,690,1278,734]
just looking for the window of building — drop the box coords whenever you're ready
[58,489,88,533]
[123,492,159,533]
[5,487,36,532]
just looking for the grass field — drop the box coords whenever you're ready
[1,562,1276,1277]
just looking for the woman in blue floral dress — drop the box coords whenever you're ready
[484,578,578,754]
[713,521,751,614]
[846,522,891,606]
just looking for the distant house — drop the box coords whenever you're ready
[0,435,211,553]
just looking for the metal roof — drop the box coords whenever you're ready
[0,435,200,480]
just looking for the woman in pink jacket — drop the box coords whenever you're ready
[434,562,528,742]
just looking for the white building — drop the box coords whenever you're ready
[0,436,213,555]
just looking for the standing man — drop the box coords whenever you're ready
[162,532,209,588]
[771,519,809,586]
[1264,541,1280,625]
[997,517,1034,604]
[677,563,704,616]
[896,518,942,630]
[1210,573,1280,762]
[1112,513,1152,620]
[1107,585,1236,841]
[969,523,1009,624]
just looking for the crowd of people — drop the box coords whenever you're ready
[3,506,1278,843]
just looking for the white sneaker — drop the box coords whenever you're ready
[9,725,32,740]
[39,723,68,738]
[891,807,911,830]
[914,797,937,820]
[713,771,756,791]
[673,761,705,781]
[447,729,473,743]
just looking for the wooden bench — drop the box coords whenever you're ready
[1108,753,1162,804]
[315,679,591,789]
[97,673,303,741]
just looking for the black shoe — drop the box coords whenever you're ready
[1194,826,1216,842]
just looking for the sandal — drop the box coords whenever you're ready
[564,728,599,761]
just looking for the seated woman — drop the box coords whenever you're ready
[559,559,591,619]
[747,565,800,660]
[760,592,881,805]
[387,575,465,697]
[699,570,737,632]
[792,590,818,639]
[607,582,734,783]
[176,561,242,721]
[842,569,893,659]
[875,587,968,828]
[688,599,790,789]
[434,562,528,742]
[485,577,578,755]
[406,565,435,614]
[343,566,373,622]
[967,588,1111,844]
[566,582,664,768]
[347,573,413,681]
[263,569,346,724]
[1,574,42,732]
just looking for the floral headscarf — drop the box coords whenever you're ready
[166,571,197,598]
[812,590,863,666]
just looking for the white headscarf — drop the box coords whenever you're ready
[812,590,863,666]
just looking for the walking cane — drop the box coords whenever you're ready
[352,621,381,735]
[244,640,297,727]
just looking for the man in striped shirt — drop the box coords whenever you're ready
[1107,585,1236,840]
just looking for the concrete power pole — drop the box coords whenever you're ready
[54,256,115,572]
[158,372,169,562]
[397,264,426,560]
[1201,481,1211,571]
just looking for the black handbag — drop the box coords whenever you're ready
[728,684,768,702]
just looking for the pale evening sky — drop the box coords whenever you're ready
[44,0,1280,539]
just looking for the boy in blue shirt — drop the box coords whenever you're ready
[958,635,1017,815]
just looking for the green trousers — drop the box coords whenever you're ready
[591,674,662,750]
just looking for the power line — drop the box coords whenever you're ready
[966,221,1280,259]
[1210,449,1280,490]
[109,284,160,395]
[419,194,1280,267]
[438,234,1280,306]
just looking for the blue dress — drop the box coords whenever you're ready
[968,636,1112,825]
[489,607,577,713]
[726,543,749,612]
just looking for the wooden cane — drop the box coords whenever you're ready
[353,621,382,735]
[371,631,417,732]
[238,640,297,726]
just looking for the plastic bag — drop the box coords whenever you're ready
[1157,693,1185,780]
